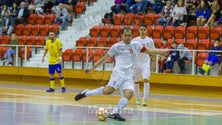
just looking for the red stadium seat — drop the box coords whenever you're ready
[90,25,100,37]
[113,13,124,25]
[35,36,45,45]
[152,26,163,39]
[153,38,162,48]
[76,37,87,46]
[123,13,134,26]
[110,25,121,37]
[86,37,97,47]
[197,39,210,50]
[132,25,140,38]
[163,26,174,39]
[31,24,40,35]
[143,13,154,25]
[39,25,49,36]
[17,36,26,45]
[209,26,221,40]
[72,48,84,62]
[133,14,144,25]
[92,49,105,63]
[23,24,32,36]
[97,37,107,47]
[185,39,197,50]
[26,36,35,45]
[100,25,110,37]
[175,39,185,45]
[63,49,73,62]
[196,53,208,67]
[107,37,118,47]
[186,26,198,39]
[197,26,209,39]
[26,14,37,25]
[154,13,162,25]
[14,24,24,36]
[174,26,185,39]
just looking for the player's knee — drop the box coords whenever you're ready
[134,82,140,84]
[124,91,133,100]
[144,79,149,83]
[103,90,113,95]
[102,87,114,95]
[58,73,63,77]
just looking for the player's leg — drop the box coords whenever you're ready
[46,65,56,92]
[141,65,151,106]
[109,80,134,121]
[133,67,142,105]
[75,86,115,101]
[75,71,120,101]
[56,64,66,92]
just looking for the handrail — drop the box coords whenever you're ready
[0,45,221,76]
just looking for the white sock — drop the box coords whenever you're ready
[134,83,140,99]
[143,83,150,100]
[112,97,129,114]
[85,86,104,96]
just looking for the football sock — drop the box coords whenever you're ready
[85,86,105,96]
[59,77,65,87]
[143,82,150,100]
[50,78,55,89]
[112,97,128,114]
[134,83,140,99]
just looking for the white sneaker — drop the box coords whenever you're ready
[136,98,141,105]
[142,100,147,106]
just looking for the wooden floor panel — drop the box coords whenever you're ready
[0,81,222,125]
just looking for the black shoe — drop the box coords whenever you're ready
[74,89,89,101]
[108,113,126,121]
[46,88,55,92]
[179,70,185,74]
[198,68,205,75]
[1,58,6,61]
[8,62,13,66]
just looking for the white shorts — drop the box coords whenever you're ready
[107,70,135,91]
[133,64,150,82]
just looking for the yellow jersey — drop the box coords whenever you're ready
[45,38,62,64]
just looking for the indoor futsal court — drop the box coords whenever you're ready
[1,79,222,125]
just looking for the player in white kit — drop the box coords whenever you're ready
[74,27,166,121]
[132,23,156,106]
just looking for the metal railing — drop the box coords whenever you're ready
[0,45,221,76]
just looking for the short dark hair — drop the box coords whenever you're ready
[215,39,220,42]
[121,27,133,34]
[139,23,147,28]
[163,38,168,41]
[172,41,177,44]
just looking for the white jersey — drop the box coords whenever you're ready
[108,41,143,76]
[132,36,155,65]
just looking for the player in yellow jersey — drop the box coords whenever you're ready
[42,32,66,92]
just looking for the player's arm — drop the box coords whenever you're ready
[59,48,63,64]
[85,54,111,74]
[41,49,48,63]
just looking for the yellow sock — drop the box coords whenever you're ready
[205,65,211,72]
[60,77,65,88]
[50,78,55,89]
[202,64,207,70]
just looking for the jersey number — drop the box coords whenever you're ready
[129,48,133,54]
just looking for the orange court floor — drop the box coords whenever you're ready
[0,79,222,125]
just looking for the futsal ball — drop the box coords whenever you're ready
[96,107,109,121]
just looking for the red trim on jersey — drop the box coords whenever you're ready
[140,46,146,52]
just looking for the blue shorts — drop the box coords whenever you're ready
[207,55,220,65]
[48,64,62,74]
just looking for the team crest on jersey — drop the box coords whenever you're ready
[50,45,54,49]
